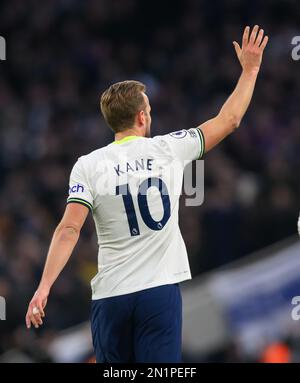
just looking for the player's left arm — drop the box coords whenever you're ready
[198,25,268,152]
[25,203,89,329]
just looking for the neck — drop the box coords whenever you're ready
[115,127,145,141]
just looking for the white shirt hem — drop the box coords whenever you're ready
[91,275,192,300]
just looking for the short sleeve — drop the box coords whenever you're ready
[163,128,205,163]
[67,159,93,211]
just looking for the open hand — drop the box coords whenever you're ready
[233,25,268,74]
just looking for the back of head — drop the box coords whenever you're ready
[100,80,146,133]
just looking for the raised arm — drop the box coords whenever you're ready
[25,203,89,329]
[199,25,268,152]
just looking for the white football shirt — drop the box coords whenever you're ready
[67,128,205,299]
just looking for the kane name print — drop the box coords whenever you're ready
[114,158,154,176]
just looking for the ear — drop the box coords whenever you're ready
[137,110,145,126]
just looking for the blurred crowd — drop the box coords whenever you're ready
[0,0,300,361]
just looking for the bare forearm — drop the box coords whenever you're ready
[200,69,258,150]
[39,224,80,290]
[219,69,258,126]
[26,204,88,329]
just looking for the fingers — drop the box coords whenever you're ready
[242,25,268,51]
[34,311,43,326]
[30,306,42,328]
[26,301,45,329]
[249,25,259,45]
[255,28,264,47]
[37,300,45,318]
[233,41,241,57]
[259,35,269,51]
[242,26,250,48]
[25,312,31,329]
[31,315,39,328]
[26,290,49,330]
[27,308,39,329]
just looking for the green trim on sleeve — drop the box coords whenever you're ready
[67,198,93,212]
[195,128,205,159]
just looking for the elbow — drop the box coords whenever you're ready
[227,114,241,132]
[218,112,242,134]
[55,222,81,242]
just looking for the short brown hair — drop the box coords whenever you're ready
[100,80,146,133]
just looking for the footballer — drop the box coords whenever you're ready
[26,26,268,362]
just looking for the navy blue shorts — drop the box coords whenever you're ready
[91,283,182,363]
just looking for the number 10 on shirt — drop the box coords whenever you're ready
[116,177,171,236]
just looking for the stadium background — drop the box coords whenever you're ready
[0,0,300,362]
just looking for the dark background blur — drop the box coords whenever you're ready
[0,0,299,361]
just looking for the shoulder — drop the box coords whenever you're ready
[77,146,109,167]
[151,130,189,152]
[71,146,110,180]
[80,146,108,162]
[152,128,205,161]
[152,130,190,144]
